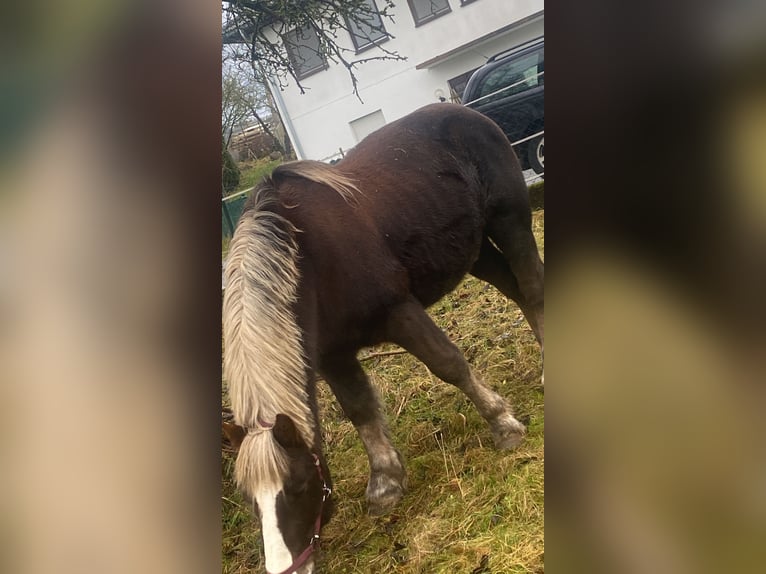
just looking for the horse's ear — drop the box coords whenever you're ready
[222,421,246,451]
[273,414,306,450]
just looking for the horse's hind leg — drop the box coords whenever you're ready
[471,237,540,335]
[481,204,544,384]
[319,352,407,515]
[384,297,526,449]
[484,210,544,349]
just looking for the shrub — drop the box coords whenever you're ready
[222,148,240,196]
[528,180,544,210]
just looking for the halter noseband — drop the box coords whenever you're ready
[269,453,331,574]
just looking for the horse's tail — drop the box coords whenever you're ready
[222,184,313,497]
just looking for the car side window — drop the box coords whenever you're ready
[477,47,544,102]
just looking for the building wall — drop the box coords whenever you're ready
[272,0,544,161]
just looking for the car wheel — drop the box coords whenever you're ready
[528,135,544,174]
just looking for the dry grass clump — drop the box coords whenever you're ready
[528,181,544,211]
[222,210,544,573]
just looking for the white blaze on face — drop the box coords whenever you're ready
[255,486,294,574]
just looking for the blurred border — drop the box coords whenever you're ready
[547,2,766,573]
[3,2,223,573]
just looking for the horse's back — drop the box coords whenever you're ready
[335,104,528,298]
[340,102,528,216]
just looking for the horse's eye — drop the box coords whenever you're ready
[283,481,309,497]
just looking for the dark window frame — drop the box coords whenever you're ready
[283,25,329,80]
[447,67,479,102]
[406,0,452,27]
[345,0,390,54]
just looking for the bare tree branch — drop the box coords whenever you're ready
[223,47,290,156]
[222,0,407,100]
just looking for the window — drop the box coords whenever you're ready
[447,68,479,102]
[477,48,543,102]
[350,109,386,142]
[284,25,327,80]
[407,0,451,27]
[347,0,389,53]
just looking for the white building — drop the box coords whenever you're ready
[230,1,543,162]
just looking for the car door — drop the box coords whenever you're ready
[470,45,544,143]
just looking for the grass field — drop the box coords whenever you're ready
[222,207,544,574]
[232,157,283,195]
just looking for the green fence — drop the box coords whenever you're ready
[222,188,251,238]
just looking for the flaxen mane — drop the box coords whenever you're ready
[272,160,360,203]
[222,164,358,497]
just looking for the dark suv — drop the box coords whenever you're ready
[463,37,544,174]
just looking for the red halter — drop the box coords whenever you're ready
[269,453,331,574]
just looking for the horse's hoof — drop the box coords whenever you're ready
[491,414,526,450]
[368,491,404,516]
[366,474,406,515]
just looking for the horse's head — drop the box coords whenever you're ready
[253,414,333,574]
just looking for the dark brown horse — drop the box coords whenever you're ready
[222,103,544,574]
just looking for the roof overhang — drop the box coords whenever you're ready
[415,10,543,69]
[222,10,279,45]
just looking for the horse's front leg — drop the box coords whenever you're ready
[319,353,407,515]
[384,296,527,450]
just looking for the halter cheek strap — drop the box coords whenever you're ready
[269,453,331,574]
